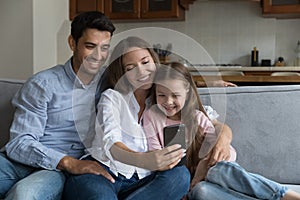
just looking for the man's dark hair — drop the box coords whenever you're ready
[71,11,115,44]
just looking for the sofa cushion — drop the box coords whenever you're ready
[198,85,300,185]
[0,79,24,148]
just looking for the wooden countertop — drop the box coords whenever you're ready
[189,66,300,86]
[193,75,300,83]
[188,66,300,72]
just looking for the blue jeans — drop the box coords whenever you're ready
[63,155,190,200]
[188,161,288,200]
[0,152,65,200]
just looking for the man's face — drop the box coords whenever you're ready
[70,28,111,81]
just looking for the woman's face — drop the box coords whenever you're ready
[156,79,188,120]
[122,47,156,90]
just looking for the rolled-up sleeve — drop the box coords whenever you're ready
[203,105,219,121]
[93,89,123,163]
[6,78,66,170]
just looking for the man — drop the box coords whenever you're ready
[0,11,115,199]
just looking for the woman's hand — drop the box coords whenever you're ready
[141,144,186,171]
[110,143,185,171]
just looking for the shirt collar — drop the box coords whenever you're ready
[123,90,151,121]
[64,58,76,83]
[64,58,102,89]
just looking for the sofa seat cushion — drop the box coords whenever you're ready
[198,85,300,185]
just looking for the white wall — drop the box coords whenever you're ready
[0,0,69,80]
[32,0,69,73]
[1,0,300,79]
[112,1,300,66]
[0,0,33,79]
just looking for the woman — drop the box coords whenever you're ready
[63,36,190,200]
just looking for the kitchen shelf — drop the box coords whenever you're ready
[190,66,300,86]
[188,66,300,72]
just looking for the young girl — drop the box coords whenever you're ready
[143,62,300,200]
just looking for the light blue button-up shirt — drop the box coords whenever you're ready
[5,59,101,170]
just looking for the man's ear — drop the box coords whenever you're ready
[68,35,76,51]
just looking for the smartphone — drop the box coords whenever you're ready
[163,124,186,148]
[163,124,186,165]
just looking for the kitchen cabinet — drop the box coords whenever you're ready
[70,0,191,21]
[70,0,104,20]
[262,0,300,18]
[139,0,184,20]
[179,0,196,10]
[104,0,140,19]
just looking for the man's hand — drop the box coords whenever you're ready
[208,121,232,167]
[190,156,210,190]
[211,80,237,87]
[57,156,115,183]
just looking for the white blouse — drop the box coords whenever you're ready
[90,89,150,179]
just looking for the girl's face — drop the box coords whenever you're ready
[156,79,188,120]
[122,47,156,90]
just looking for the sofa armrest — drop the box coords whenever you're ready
[0,79,24,148]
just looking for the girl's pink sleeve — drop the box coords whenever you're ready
[143,109,163,151]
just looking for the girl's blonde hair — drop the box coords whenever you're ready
[152,62,209,176]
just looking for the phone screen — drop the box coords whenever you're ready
[163,124,186,148]
[163,124,186,166]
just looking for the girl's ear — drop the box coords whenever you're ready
[68,35,76,51]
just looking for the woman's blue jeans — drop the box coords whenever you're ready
[0,152,65,200]
[63,155,190,200]
[188,161,288,200]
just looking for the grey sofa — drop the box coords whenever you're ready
[0,79,24,149]
[198,85,300,193]
[1,78,300,194]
